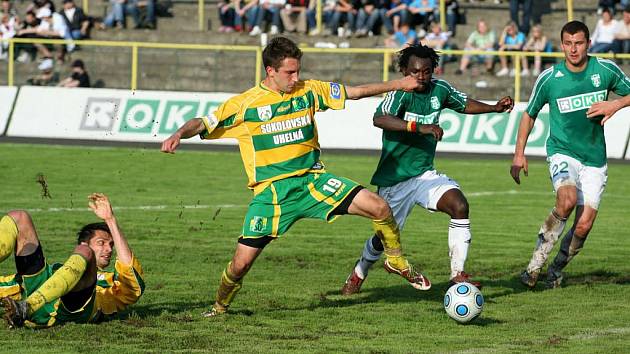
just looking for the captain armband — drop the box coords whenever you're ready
[406,121,420,133]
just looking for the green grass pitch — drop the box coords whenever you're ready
[1,143,629,353]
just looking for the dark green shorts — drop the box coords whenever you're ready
[20,263,96,327]
[241,172,361,238]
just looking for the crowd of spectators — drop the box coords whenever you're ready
[218,0,462,37]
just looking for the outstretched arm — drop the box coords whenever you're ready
[88,193,133,266]
[161,118,206,153]
[373,115,443,140]
[345,76,419,100]
[464,96,514,114]
[510,111,536,185]
[586,95,630,125]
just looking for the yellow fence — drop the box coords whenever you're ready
[5,37,630,102]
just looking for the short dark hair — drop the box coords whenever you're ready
[561,20,590,42]
[262,37,302,71]
[77,222,110,244]
[624,5,630,13]
[397,44,440,73]
[71,59,85,68]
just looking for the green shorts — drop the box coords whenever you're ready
[242,172,361,238]
[20,263,96,327]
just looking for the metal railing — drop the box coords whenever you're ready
[4,37,629,102]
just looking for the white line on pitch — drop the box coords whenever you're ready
[23,204,245,213]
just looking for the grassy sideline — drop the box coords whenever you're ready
[0,143,629,353]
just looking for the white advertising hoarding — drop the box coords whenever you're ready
[6,86,630,159]
[0,86,18,135]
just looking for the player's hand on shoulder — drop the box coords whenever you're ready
[418,124,443,141]
[399,75,420,92]
[88,193,114,220]
[495,96,514,113]
[161,134,181,154]
[510,155,528,185]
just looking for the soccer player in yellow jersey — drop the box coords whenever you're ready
[0,193,144,328]
[161,36,430,317]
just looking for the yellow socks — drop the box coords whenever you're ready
[372,215,408,270]
[26,254,87,314]
[0,216,18,263]
[214,262,243,312]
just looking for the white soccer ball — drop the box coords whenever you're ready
[444,282,484,323]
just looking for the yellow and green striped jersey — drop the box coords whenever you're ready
[200,79,347,194]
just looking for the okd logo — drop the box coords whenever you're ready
[81,97,223,134]
[556,90,607,113]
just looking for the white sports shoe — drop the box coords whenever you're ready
[249,26,262,36]
[496,68,509,77]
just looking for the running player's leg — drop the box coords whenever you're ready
[204,239,266,317]
[435,189,480,287]
[546,163,606,288]
[522,154,577,288]
[346,189,431,290]
[342,183,416,295]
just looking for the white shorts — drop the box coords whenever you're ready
[377,170,460,231]
[547,153,608,210]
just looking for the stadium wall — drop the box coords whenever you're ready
[0,87,18,135]
[3,86,630,160]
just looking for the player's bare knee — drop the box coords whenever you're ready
[7,210,33,229]
[450,198,469,219]
[230,259,252,278]
[555,199,576,217]
[372,197,392,220]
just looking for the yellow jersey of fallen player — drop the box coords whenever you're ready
[200,79,347,195]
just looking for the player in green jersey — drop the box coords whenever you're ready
[511,21,630,289]
[161,37,434,317]
[341,44,514,295]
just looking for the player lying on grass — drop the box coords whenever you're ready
[511,21,630,289]
[161,36,431,317]
[341,44,514,295]
[0,193,144,328]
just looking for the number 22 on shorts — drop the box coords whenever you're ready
[551,161,569,178]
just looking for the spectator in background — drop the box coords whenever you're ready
[306,0,334,35]
[355,0,390,37]
[384,22,416,48]
[328,0,359,37]
[384,0,408,34]
[59,0,90,39]
[590,7,618,53]
[408,0,435,34]
[456,19,495,75]
[16,8,67,61]
[249,0,284,35]
[437,0,459,36]
[613,6,630,54]
[14,10,39,63]
[496,20,526,76]
[280,0,309,34]
[0,4,18,60]
[1,0,19,19]
[26,0,56,16]
[510,0,532,35]
[218,0,237,32]
[101,0,125,29]
[235,0,259,32]
[521,23,550,76]
[127,0,156,29]
[421,22,450,73]
[59,58,90,87]
[26,57,59,85]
